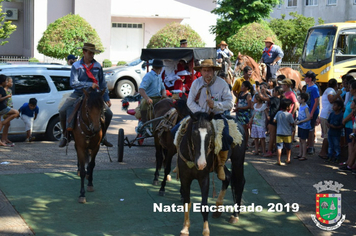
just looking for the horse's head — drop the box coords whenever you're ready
[234,52,247,76]
[82,88,105,134]
[187,112,215,170]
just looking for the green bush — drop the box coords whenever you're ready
[117,61,126,66]
[28,58,39,63]
[227,21,281,61]
[102,59,112,68]
[147,22,205,48]
[37,14,104,59]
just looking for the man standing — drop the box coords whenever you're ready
[260,37,284,80]
[304,71,320,154]
[232,66,256,101]
[138,59,166,123]
[187,59,234,180]
[67,54,77,66]
[58,43,113,147]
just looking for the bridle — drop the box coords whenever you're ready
[77,95,103,139]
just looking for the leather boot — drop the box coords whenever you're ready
[59,112,68,148]
[58,132,68,148]
[217,150,229,180]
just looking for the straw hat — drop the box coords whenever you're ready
[263,37,274,44]
[193,59,221,71]
[78,43,101,53]
[218,40,228,47]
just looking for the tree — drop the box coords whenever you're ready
[211,0,279,43]
[37,14,103,59]
[0,0,17,46]
[147,22,205,48]
[269,12,324,62]
[227,21,281,61]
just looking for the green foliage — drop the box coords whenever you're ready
[37,14,104,59]
[102,59,112,68]
[147,22,205,48]
[0,0,17,46]
[28,58,39,63]
[269,12,322,62]
[117,61,126,66]
[211,0,279,42]
[227,22,281,61]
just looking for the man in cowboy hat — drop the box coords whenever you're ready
[138,59,167,123]
[187,59,234,180]
[58,42,113,147]
[216,40,234,64]
[260,37,284,80]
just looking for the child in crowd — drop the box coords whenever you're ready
[302,85,307,94]
[249,93,268,155]
[18,98,39,142]
[326,100,344,163]
[0,74,19,145]
[273,99,295,165]
[234,80,253,146]
[267,78,277,96]
[260,86,284,157]
[295,93,311,161]
[1,77,14,146]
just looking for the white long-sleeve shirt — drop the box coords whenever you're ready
[187,76,233,114]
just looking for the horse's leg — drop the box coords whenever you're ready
[87,147,99,192]
[180,175,192,236]
[198,174,210,236]
[212,165,231,219]
[159,147,175,196]
[77,148,87,203]
[153,136,163,186]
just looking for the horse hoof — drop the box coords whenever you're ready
[167,174,171,181]
[159,190,165,196]
[78,197,86,203]
[228,216,239,224]
[87,186,94,192]
[212,211,222,218]
[153,180,159,186]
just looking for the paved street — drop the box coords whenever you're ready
[0,98,355,236]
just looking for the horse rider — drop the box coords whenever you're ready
[260,37,284,80]
[138,59,167,123]
[216,40,234,68]
[58,42,113,148]
[186,59,234,181]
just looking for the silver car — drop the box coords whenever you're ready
[104,58,151,98]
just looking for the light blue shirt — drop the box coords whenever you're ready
[261,45,284,65]
[274,111,294,136]
[139,70,165,97]
[298,104,311,129]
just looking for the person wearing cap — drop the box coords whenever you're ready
[260,37,284,80]
[67,54,77,66]
[58,43,113,148]
[187,59,234,180]
[303,70,320,154]
[180,39,188,48]
[138,59,167,123]
[216,40,234,66]
[279,78,299,116]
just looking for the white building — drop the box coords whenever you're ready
[0,0,217,64]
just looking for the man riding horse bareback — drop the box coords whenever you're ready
[259,37,284,80]
[58,43,113,148]
[186,59,234,181]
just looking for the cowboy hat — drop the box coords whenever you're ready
[77,43,101,53]
[263,37,274,44]
[218,40,228,47]
[194,59,221,71]
[149,59,165,68]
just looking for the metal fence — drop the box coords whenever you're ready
[0,56,65,65]
[280,62,301,72]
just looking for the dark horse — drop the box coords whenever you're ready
[178,112,246,236]
[72,88,105,203]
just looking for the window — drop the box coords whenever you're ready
[50,76,72,91]
[327,0,336,5]
[112,23,142,28]
[306,0,318,6]
[12,75,50,95]
[288,0,297,7]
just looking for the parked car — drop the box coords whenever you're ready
[104,58,151,98]
[0,64,72,141]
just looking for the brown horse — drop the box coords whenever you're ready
[72,88,105,203]
[234,53,303,90]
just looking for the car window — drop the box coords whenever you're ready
[12,75,50,95]
[127,58,142,66]
[51,76,72,91]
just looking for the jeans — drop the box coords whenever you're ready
[328,134,341,159]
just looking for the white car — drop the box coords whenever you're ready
[104,58,151,98]
[0,64,72,141]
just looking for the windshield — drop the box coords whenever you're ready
[303,27,336,63]
[127,58,142,67]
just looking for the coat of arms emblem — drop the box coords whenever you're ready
[311,181,346,230]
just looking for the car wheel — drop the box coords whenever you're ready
[46,116,62,141]
[115,80,135,98]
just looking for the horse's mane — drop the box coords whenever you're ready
[244,55,259,70]
[86,90,104,110]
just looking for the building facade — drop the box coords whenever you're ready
[0,0,217,64]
